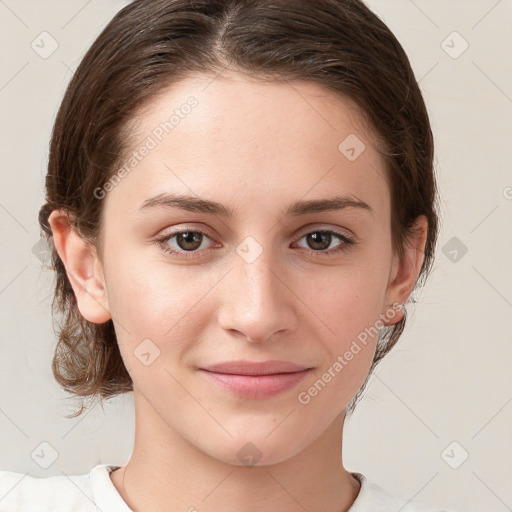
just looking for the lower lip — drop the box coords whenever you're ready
[198,369,311,399]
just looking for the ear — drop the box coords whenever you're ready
[381,215,428,326]
[48,209,111,324]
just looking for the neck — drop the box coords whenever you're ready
[111,390,361,512]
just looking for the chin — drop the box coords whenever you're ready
[194,425,315,468]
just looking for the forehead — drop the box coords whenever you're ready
[106,71,390,220]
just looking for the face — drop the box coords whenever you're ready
[52,71,424,466]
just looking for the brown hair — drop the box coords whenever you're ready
[38,0,439,418]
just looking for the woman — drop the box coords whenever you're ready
[0,0,457,510]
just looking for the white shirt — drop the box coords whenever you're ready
[0,464,457,511]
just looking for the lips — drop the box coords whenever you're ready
[201,360,310,375]
[198,360,312,399]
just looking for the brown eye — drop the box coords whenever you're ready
[157,229,216,258]
[294,229,354,256]
[305,231,332,251]
[175,231,204,251]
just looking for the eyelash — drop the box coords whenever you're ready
[155,227,355,260]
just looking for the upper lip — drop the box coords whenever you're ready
[200,360,311,376]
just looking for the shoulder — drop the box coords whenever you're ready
[0,466,99,512]
[350,472,461,512]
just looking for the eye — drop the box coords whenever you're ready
[293,229,354,256]
[155,227,355,260]
[156,229,217,259]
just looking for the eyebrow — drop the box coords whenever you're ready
[138,192,374,217]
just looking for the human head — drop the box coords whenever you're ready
[39,0,439,423]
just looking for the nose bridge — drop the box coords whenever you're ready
[219,241,296,342]
[239,250,279,306]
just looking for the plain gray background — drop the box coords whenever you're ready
[0,1,511,511]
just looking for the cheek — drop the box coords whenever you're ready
[103,246,215,349]
[296,275,381,411]
[300,264,386,344]
[294,262,387,402]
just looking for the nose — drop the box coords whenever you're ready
[217,247,298,343]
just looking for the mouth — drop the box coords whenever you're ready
[197,360,313,399]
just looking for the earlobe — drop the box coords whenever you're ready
[381,215,428,326]
[48,210,111,324]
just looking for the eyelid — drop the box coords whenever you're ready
[295,223,354,239]
[157,224,218,240]
[158,223,354,243]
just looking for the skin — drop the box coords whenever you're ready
[49,71,427,512]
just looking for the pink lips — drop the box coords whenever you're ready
[198,360,312,399]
